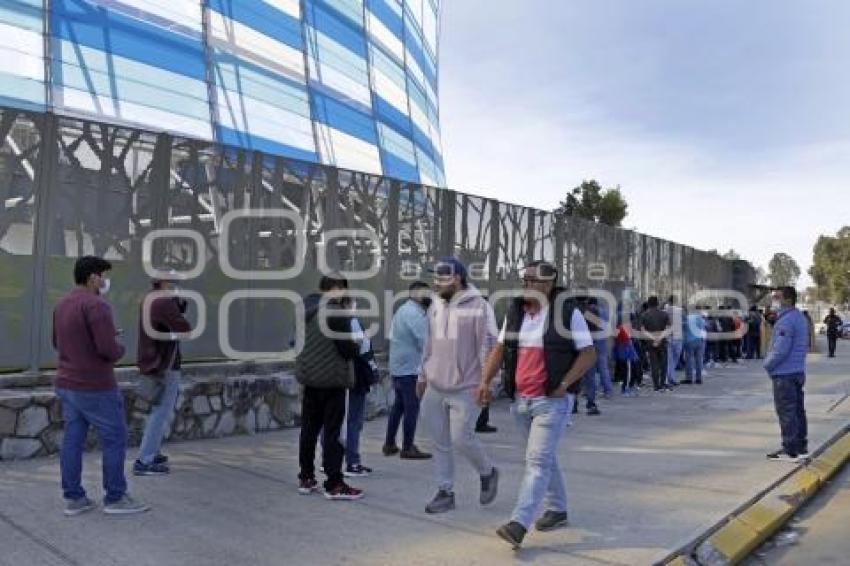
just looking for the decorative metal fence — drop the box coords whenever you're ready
[0,107,752,372]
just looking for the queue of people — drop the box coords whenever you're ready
[50,254,825,550]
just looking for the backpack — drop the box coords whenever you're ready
[295,313,355,389]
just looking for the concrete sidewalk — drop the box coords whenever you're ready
[1,339,849,566]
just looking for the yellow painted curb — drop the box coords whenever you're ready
[735,494,794,536]
[666,556,690,566]
[698,518,761,564]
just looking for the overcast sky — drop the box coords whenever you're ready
[438,0,850,286]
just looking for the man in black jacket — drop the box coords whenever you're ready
[479,261,596,549]
[296,274,363,500]
[824,308,843,358]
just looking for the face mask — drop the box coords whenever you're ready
[99,277,111,296]
[420,297,433,310]
[771,301,782,311]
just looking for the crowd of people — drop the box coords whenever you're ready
[50,255,825,549]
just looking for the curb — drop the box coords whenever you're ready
[660,423,850,566]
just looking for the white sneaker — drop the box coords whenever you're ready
[103,495,150,515]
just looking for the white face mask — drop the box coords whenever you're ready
[771,301,781,311]
[99,277,111,296]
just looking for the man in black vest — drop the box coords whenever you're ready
[479,261,596,549]
[823,308,842,358]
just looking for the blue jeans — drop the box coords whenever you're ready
[510,395,573,529]
[667,339,684,384]
[582,367,598,407]
[345,389,367,467]
[57,387,128,504]
[593,339,614,395]
[137,370,181,465]
[772,373,808,455]
[685,340,704,381]
[385,375,421,450]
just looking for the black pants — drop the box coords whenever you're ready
[476,405,490,430]
[772,374,808,455]
[647,344,667,390]
[828,333,838,357]
[615,360,641,391]
[299,386,347,489]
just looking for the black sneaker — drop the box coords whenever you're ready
[153,453,169,465]
[766,450,798,462]
[298,478,319,495]
[133,459,170,476]
[425,490,455,514]
[480,467,499,505]
[344,464,372,477]
[586,405,601,416]
[535,510,569,531]
[382,443,400,456]
[476,424,498,433]
[496,521,527,550]
[400,446,432,460]
[681,379,693,384]
[324,482,364,501]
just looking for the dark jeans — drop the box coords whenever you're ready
[476,405,491,429]
[299,386,347,489]
[615,360,641,391]
[745,333,761,359]
[345,390,367,467]
[385,375,421,450]
[56,387,128,504]
[772,373,808,455]
[647,344,667,390]
[828,333,838,357]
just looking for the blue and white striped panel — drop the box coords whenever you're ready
[0,0,45,110]
[369,44,411,135]
[366,0,403,61]
[207,0,316,161]
[50,0,211,139]
[311,89,381,175]
[377,122,418,183]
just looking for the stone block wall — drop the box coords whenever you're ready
[0,362,394,461]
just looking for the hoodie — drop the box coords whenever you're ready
[418,285,497,393]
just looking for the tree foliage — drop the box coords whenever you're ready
[768,252,801,287]
[810,227,850,304]
[555,180,628,227]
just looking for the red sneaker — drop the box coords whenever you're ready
[324,482,364,501]
[298,478,319,495]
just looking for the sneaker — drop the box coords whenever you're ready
[797,452,811,462]
[298,478,319,495]
[324,482,364,501]
[344,464,372,477]
[425,490,455,514]
[681,379,693,384]
[103,495,150,515]
[133,459,170,476]
[480,467,499,505]
[496,521,527,550]
[64,496,96,517]
[695,379,703,384]
[400,446,432,460]
[586,405,601,415]
[382,443,400,457]
[475,424,498,433]
[535,510,569,532]
[766,450,799,462]
[153,453,169,465]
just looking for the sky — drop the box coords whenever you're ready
[438,0,850,286]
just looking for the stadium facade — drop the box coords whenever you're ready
[1,0,445,186]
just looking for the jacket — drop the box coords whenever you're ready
[418,285,497,393]
[613,324,638,362]
[389,299,428,376]
[137,294,192,376]
[763,307,809,378]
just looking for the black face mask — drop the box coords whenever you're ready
[418,297,432,310]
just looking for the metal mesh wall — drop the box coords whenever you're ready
[0,107,752,372]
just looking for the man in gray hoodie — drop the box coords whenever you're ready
[417,257,499,514]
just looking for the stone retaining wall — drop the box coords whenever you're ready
[0,363,393,461]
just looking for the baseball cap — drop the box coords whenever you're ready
[429,257,468,280]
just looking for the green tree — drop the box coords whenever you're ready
[768,252,801,287]
[809,227,850,304]
[555,180,628,227]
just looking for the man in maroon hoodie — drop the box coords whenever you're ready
[134,275,192,476]
[53,256,148,516]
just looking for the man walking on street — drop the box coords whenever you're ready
[384,281,432,459]
[53,256,149,516]
[135,275,192,475]
[823,308,842,358]
[417,258,499,514]
[764,287,809,462]
[480,261,596,549]
[665,296,684,387]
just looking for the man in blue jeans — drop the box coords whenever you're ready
[52,256,149,516]
[384,281,432,459]
[764,286,809,462]
[480,261,596,549]
[135,275,192,475]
